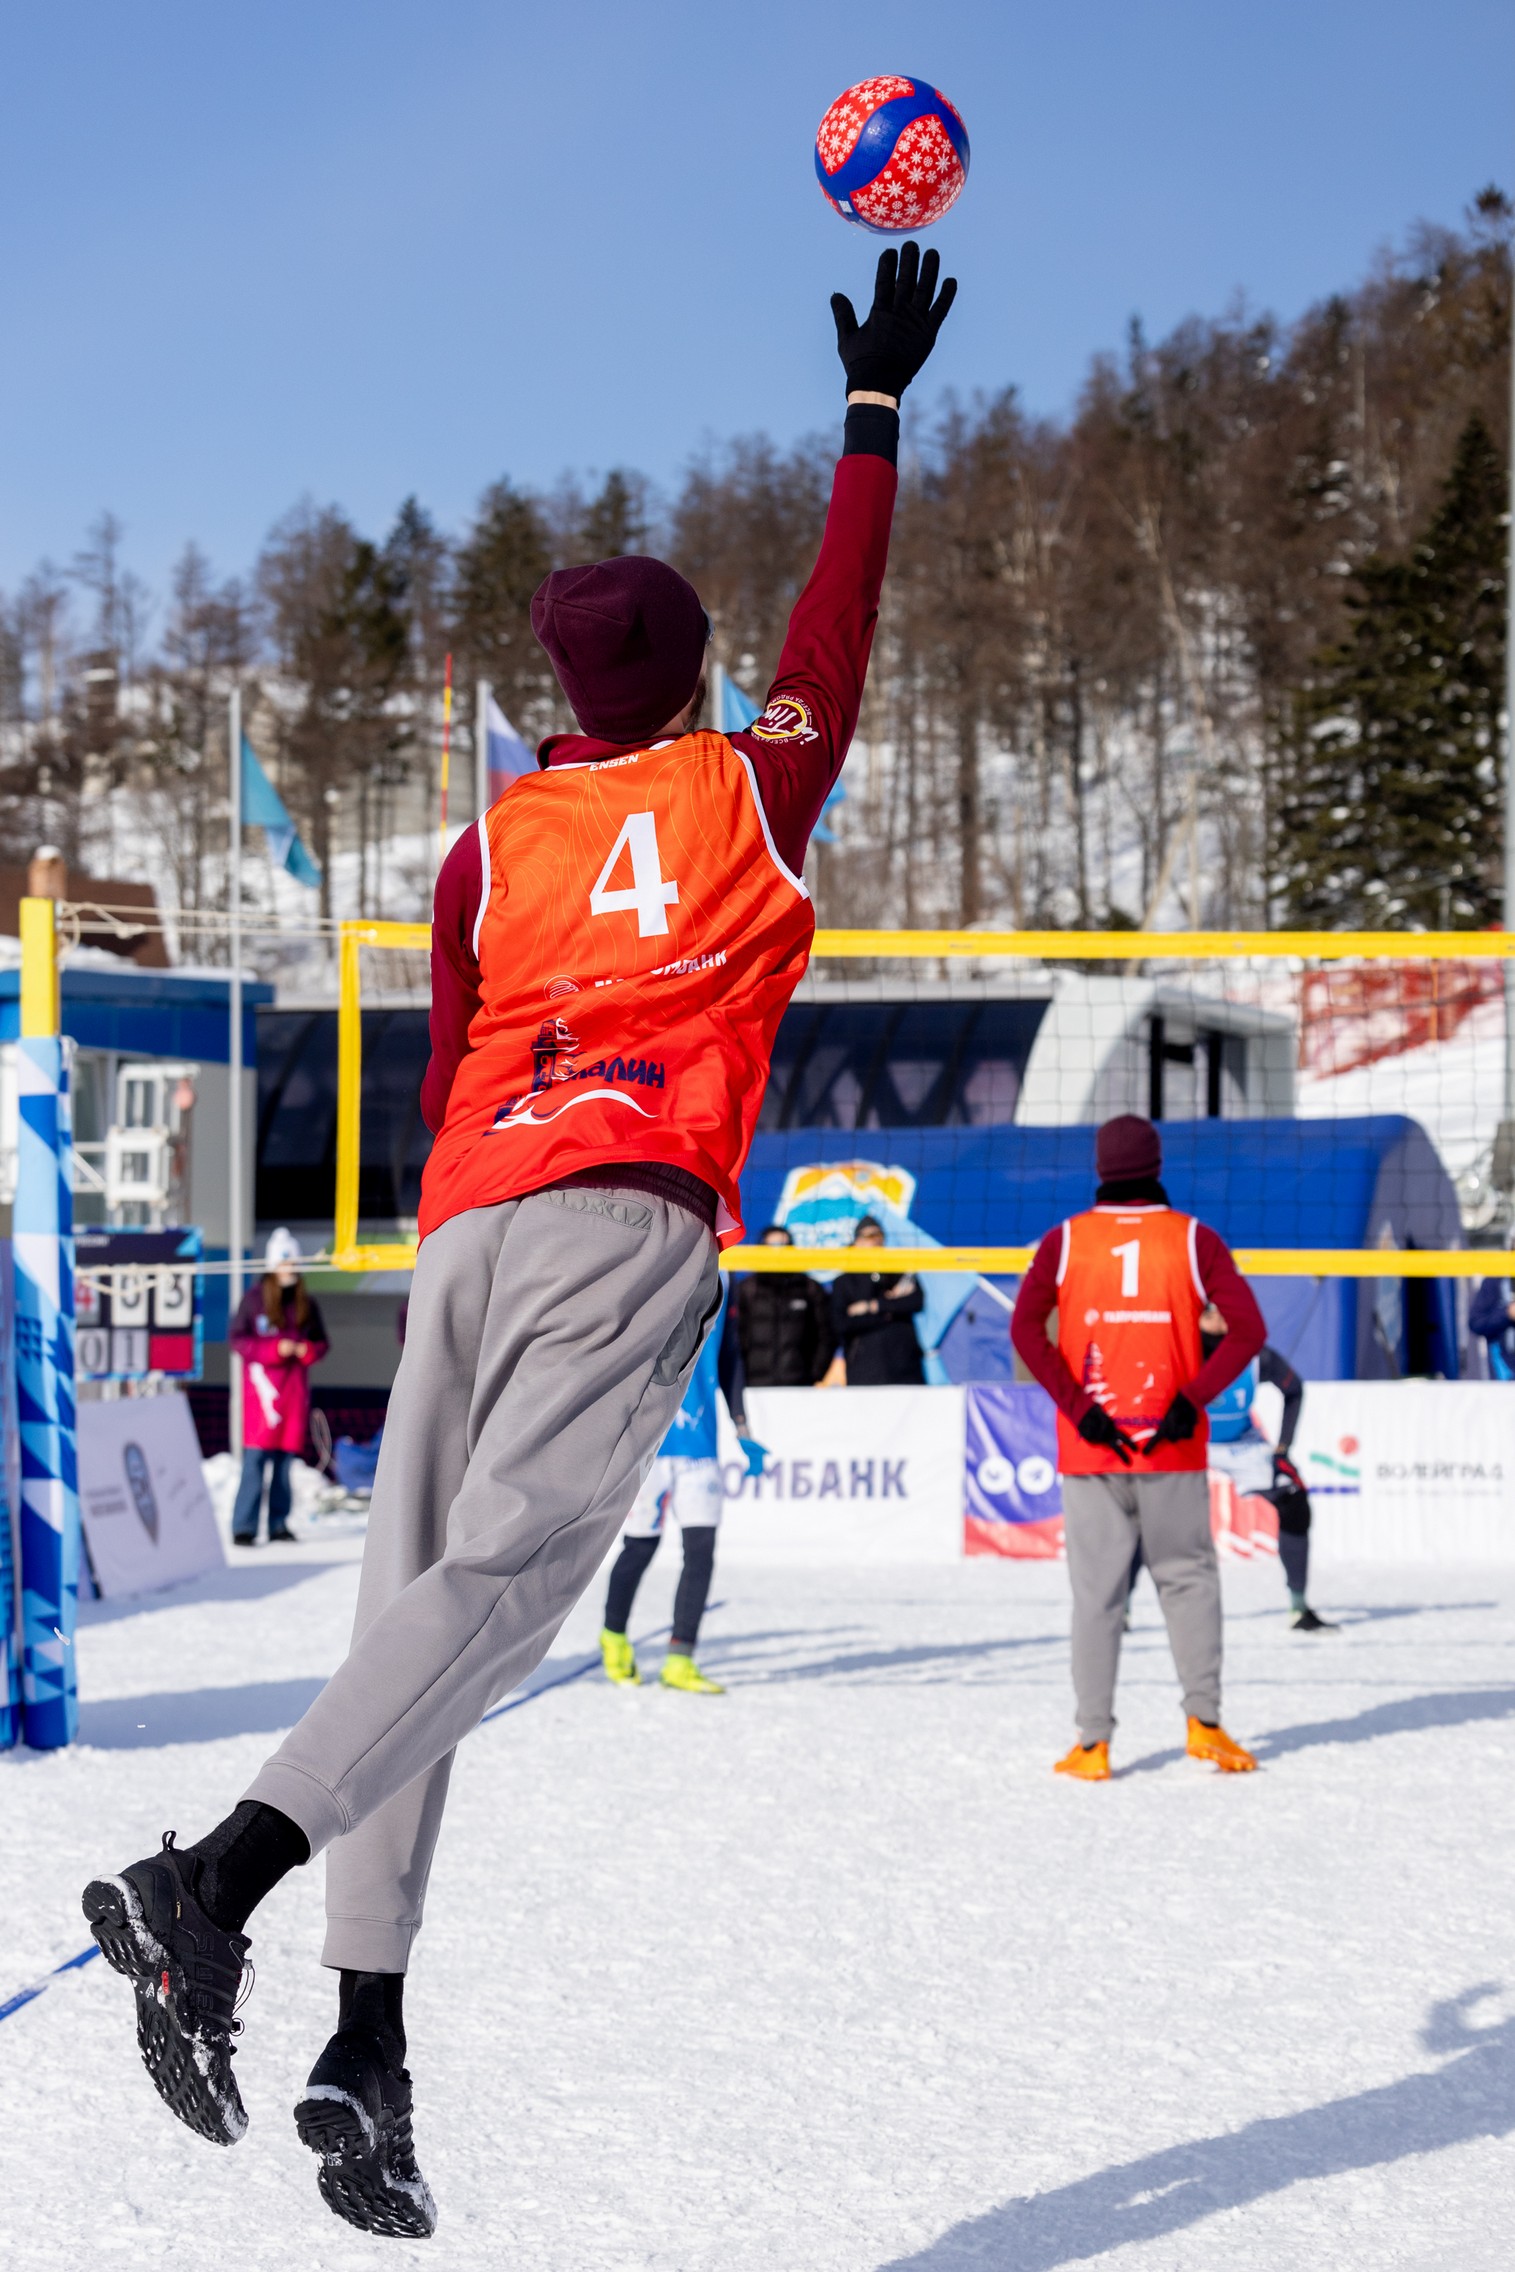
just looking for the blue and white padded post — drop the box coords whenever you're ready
[15,894,79,1749]
[0,1330,16,1747]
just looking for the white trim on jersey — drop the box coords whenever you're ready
[1187,1215,1205,1300]
[471,814,490,960]
[1055,1219,1071,1285]
[734,749,811,900]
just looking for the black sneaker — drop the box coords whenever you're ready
[294,2024,438,2238]
[81,1832,251,2146]
[1290,1605,1340,1632]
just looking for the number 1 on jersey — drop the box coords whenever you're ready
[1111,1238,1140,1297]
[589,811,680,938]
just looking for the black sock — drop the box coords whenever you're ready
[604,1533,660,1634]
[184,1801,310,1934]
[338,1968,406,2060]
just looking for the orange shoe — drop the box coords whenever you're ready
[1186,1717,1256,1771]
[1054,1739,1111,1781]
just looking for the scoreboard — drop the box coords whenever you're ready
[74,1229,204,1382]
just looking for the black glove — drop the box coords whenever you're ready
[1272,1450,1306,1497]
[1144,1392,1200,1452]
[1077,1404,1137,1467]
[831,240,958,401]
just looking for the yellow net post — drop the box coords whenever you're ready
[332,920,429,1271]
[19,896,59,1039]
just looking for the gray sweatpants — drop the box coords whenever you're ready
[244,1183,719,1972]
[1061,1469,1221,1744]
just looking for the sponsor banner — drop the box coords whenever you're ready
[964,1385,1063,1559]
[78,1391,224,1599]
[699,1379,1515,1566]
[1210,1475,1279,1559]
[717,1385,963,1563]
[1292,1381,1515,1561]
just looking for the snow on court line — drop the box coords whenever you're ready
[5,1556,1515,2271]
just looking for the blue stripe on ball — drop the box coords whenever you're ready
[815,80,971,200]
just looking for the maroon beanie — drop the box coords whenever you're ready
[1095,1114,1163,1183]
[530,557,707,742]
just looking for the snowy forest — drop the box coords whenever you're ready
[0,190,1509,950]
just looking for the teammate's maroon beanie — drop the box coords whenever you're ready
[1095,1114,1163,1183]
[531,557,708,742]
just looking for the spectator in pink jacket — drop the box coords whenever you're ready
[231,1229,329,1546]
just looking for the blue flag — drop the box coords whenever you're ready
[718,673,846,843]
[241,736,321,890]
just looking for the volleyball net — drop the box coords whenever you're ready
[331,924,1515,1296]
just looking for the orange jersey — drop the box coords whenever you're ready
[418,730,814,1245]
[1054,1204,1208,1473]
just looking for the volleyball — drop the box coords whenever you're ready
[814,76,970,235]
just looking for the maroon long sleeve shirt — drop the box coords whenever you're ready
[1011,1214,1267,1429]
[422,406,899,1136]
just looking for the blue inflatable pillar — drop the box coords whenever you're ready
[16,896,78,1749]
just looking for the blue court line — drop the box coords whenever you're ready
[1,1605,724,2029]
[0,1943,101,2025]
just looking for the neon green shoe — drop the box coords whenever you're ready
[660,1651,725,1695]
[600,1629,640,1686]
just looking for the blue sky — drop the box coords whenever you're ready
[0,0,1510,597]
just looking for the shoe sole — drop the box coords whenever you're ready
[81,1877,248,2146]
[1187,1749,1257,1772]
[294,2087,438,2239]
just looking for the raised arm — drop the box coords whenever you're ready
[733,243,956,874]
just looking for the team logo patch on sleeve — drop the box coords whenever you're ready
[749,696,819,744]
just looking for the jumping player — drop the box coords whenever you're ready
[81,244,957,2238]
[1010,1114,1267,1781]
[600,1285,762,1694]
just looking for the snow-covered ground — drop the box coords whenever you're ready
[5,1519,1514,2270]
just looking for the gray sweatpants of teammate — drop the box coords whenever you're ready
[1061,1470,1221,1744]
[244,1183,719,1972]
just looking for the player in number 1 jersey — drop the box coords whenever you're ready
[82,245,957,2235]
[1011,1115,1268,1781]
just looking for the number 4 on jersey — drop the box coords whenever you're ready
[589,812,680,938]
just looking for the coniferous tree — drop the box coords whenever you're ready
[1276,413,1508,927]
[576,470,649,562]
[449,480,556,731]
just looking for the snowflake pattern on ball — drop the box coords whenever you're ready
[848,115,965,231]
[814,76,915,175]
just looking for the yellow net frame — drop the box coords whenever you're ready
[330,922,1515,1275]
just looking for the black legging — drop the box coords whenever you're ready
[603,1526,717,1651]
[1128,1484,1311,1596]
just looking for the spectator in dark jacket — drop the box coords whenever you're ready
[736,1225,835,1386]
[828,1216,925,1386]
[1470,1277,1515,1378]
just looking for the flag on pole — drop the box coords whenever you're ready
[241,737,321,889]
[717,674,846,844]
[437,651,454,864]
[484,695,536,804]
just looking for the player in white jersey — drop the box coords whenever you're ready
[600,1287,764,1693]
